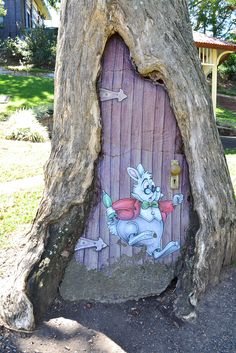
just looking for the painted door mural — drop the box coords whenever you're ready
[75,35,190,270]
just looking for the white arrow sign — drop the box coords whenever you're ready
[99,88,127,102]
[75,237,108,252]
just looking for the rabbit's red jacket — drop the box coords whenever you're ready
[112,198,174,222]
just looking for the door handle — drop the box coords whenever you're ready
[170,160,181,190]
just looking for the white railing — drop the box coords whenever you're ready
[198,47,214,66]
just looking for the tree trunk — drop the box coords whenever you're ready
[0,0,235,330]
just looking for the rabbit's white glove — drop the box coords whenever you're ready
[173,194,183,206]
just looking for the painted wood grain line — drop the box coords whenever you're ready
[109,36,124,266]
[172,123,186,262]
[154,86,165,185]
[98,37,117,270]
[161,91,177,264]
[119,55,134,259]
[161,130,171,263]
[123,37,133,71]
[152,85,165,265]
[170,126,182,264]
[131,71,144,263]
[142,80,156,167]
[103,36,117,71]
[171,153,183,262]
[160,153,173,265]
[141,79,158,264]
[180,157,190,246]
[150,87,158,182]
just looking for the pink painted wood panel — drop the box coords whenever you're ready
[76,35,190,270]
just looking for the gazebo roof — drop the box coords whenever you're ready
[193,31,236,51]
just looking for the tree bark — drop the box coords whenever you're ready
[0,0,235,330]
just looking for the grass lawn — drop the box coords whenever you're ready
[0,74,54,120]
[0,138,49,248]
[0,139,51,182]
[225,149,236,194]
[0,186,43,248]
[216,106,236,129]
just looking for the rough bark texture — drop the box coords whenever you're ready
[0,0,235,330]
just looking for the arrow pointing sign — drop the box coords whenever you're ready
[99,88,127,102]
[75,237,108,252]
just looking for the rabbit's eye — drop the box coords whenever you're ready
[144,186,152,195]
[143,181,153,195]
[143,180,149,190]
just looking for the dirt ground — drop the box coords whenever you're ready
[0,265,235,353]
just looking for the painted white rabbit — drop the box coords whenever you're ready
[103,164,183,260]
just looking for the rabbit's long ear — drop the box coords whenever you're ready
[127,167,139,182]
[137,164,145,177]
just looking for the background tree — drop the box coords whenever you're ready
[188,0,236,37]
[47,0,60,10]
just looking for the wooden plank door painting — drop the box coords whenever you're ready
[75,34,190,269]
[60,35,191,301]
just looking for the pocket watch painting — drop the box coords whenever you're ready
[102,164,183,260]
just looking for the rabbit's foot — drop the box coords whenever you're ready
[128,231,156,247]
[152,241,180,260]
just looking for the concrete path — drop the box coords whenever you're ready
[0,175,44,195]
[217,94,236,113]
[221,136,236,149]
[0,66,54,78]
[0,137,233,196]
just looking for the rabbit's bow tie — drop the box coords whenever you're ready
[141,201,158,210]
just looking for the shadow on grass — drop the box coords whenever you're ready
[0,74,54,120]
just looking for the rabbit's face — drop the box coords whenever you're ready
[127,164,163,203]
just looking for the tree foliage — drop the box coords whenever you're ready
[46,1,236,37]
[188,0,236,37]
[47,0,60,10]
[0,0,7,17]
[218,32,236,79]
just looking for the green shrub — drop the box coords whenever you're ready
[33,104,54,120]
[22,27,57,67]
[218,53,236,80]
[4,109,49,142]
[0,37,25,63]
[6,127,47,142]
[4,65,52,73]
[0,27,57,68]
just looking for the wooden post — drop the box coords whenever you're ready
[212,49,218,118]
